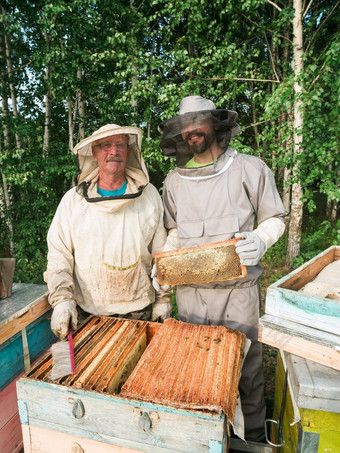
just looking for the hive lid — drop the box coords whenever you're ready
[153,239,247,286]
[284,352,340,413]
[120,318,245,421]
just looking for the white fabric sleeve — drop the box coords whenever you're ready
[163,228,180,252]
[253,217,285,252]
[44,193,76,309]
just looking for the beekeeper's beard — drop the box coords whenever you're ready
[184,130,216,154]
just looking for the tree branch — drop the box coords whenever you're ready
[243,113,287,130]
[240,13,293,44]
[263,32,281,82]
[305,1,340,54]
[303,0,313,18]
[198,76,280,83]
[267,0,282,12]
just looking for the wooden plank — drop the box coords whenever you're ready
[17,379,226,453]
[265,286,340,336]
[0,351,54,453]
[0,375,22,430]
[22,424,140,452]
[21,424,32,452]
[0,412,23,453]
[0,312,56,391]
[285,353,340,413]
[0,293,50,346]
[335,248,340,260]
[259,315,340,371]
[278,247,335,291]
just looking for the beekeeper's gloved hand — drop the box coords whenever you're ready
[151,264,170,291]
[51,300,78,340]
[234,232,266,266]
[151,292,172,322]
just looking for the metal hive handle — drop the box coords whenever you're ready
[139,411,152,432]
[68,398,85,419]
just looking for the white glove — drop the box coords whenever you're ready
[234,232,266,266]
[151,264,170,291]
[151,301,172,322]
[51,300,78,340]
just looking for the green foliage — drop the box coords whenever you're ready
[1,0,339,284]
[291,219,340,269]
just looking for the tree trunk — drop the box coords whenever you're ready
[330,201,338,225]
[67,97,75,152]
[281,28,292,219]
[286,0,304,266]
[76,69,85,140]
[0,29,15,256]
[250,82,260,154]
[3,28,21,148]
[43,65,53,156]
[130,0,138,125]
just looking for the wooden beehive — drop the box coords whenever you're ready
[154,238,247,286]
[272,351,340,452]
[259,246,340,371]
[27,316,149,394]
[0,283,54,453]
[17,316,245,453]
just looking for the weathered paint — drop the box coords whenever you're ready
[0,377,24,453]
[0,311,55,391]
[0,284,55,453]
[259,314,340,371]
[274,353,340,453]
[17,399,28,425]
[21,424,154,452]
[265,246,340,336]
[17,377,227,452]
[208,440,224,453]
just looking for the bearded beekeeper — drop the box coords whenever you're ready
[157,96,286,443]
[44,124,172,340]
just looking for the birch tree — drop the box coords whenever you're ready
[286,0,304,263]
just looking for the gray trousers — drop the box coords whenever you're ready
[176,283,266,442]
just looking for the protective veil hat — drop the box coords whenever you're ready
[158,96,240,165]
[72,124,147,185]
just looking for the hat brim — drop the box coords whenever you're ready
[73,125,143,156]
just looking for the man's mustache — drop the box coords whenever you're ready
[105,156,123,162]
[186,131,205,141]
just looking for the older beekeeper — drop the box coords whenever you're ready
[44,124,172,340]
[158,96,286,443]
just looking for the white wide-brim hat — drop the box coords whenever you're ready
[73,124,146,184]
[73,124,143,156]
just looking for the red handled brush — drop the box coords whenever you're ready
[50,329,76,380]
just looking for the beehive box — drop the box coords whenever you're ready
[0,283,55,453]
[272,351,340,453]
[154,239,247,286]
[17,316,245,453]
[259,246,340,370]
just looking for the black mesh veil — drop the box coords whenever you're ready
[158,109,240,166]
